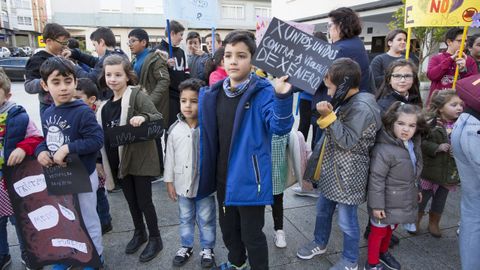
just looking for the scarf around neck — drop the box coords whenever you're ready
[222,73,252,98]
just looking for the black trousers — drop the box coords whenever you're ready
[217,185,269,270]
[272,193,283,231]
[418,185,450,214]
[298,98,317,149]
[122,175,160,237]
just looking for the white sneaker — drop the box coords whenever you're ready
[274,230,287,248]
[291,185,320,198]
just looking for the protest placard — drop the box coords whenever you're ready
[164,0,218,28]
[405,0,479,27]
[252,17,339,95]
[4,157,101,269]
[105,119,164,148]
[43,154,92,195]
[255,16,315,46]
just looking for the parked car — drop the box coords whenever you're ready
[0,47,11,58]
[8,47,27,57]
[23,46,32,56]
[0,57,28,81]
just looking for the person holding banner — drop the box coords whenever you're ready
[426,27,478,103]
[186,31,209,82]
[97,55,163,263]
[37,57,105,270]
[296,58,381,270]
[0,72,43,270]
[198,31,294,270]
[205,32,222,55]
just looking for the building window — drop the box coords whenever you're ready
[17,16,32,25]
[100,0,121,12]
[254,7,271,18]
[221,4,244,20]
[15,0,31,9]
[134,0,163,14]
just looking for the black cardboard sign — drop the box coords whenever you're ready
[4,157,101,269]
[43,154,92,195]
[252,17,340,95]
[105,119,164,148]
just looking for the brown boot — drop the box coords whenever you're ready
[428,212,442,238]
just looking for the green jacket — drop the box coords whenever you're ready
[133,50,170,126]
[421,118,459,185]
[97,86,162,188]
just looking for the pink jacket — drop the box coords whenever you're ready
[426,52,478,103]
[209,67,228,86]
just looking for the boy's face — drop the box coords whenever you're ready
[46,35,68,55]
[180,89,198,121]
[128,36,147,55]
[206,36,221,54]
[75,90,96,108]
[224,42,252,86]
[324,77,337,97]
[447,34,463,53]
[0,88,11,106]
[41,71,76,106]
[186,38,200,54]
[171,31,184,47]
[92,39,107,56]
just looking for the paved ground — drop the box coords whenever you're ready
[5,83,461,269]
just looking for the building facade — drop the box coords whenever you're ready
[50,0,271,59]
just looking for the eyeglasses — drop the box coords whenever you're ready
[53,38,68,46]
[391,73,414,81]
[126,39,140,46]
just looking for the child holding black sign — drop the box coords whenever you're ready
[36,57,104,270]
[198,31,294,270]
[97,54,163,263]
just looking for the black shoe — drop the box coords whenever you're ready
[125,229,148,254]
[101,222,113,235]
[364,261,385,270]
[108,185,122,193]
[139,236,163,262]
[389,234,400,247]
[364,224,371,239]
[200,248,215,268]
[172,247,193,266]
[0,254,11,270]
[379,251,401,270]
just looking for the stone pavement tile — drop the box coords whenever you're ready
[272,258,332,270]
[282,185,318,209]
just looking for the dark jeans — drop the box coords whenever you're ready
[217,185,268,270]
[298,99,317,149]
[155,138,164,176]
[96,187,112,226]
[418,185,450,214]
[272,193,283,231]
[121,175,160,237]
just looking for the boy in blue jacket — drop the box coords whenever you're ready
[36,57,104,270]
[198,31,294,270]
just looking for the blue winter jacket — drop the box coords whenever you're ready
[3,106,29,162]
[197,74,294,206]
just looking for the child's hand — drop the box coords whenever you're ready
[454,51,467,71]
[96,163,106,179]
[316,101,333,117]
[130,116,146,127]
[273,75,292,95]
[37,151,54,167]
[167,58,176,68]
[7,148,26,166]
[418,192,423,203]
[166,182,177,201]
[53,145,69,166]
[373,209,386,219]
[436,143,450,153]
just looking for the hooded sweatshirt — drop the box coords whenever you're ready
[35,100,104,174]
[157,40,190,100]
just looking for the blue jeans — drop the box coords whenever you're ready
[313,194,360,263]
[178,195,216,249]
[0,215,25,255]
[96,187,112,226]
[451,113,480,270]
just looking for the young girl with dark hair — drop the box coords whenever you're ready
[204,47,226,86]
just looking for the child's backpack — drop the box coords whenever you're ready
[286,130,312,188]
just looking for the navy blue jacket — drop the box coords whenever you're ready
[3,106,29,162]
[334,37,371,93]
[35,100,104,174]
[197,74,294,206]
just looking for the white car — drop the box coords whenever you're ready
[0,47,11,58]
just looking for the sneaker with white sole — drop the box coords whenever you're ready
[200,248,215,268]
[297,241,326,259]
[291,185,320,198]
[173,247,193,266]
[329,258,358,270]
[274,230,287,248]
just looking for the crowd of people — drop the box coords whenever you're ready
[0,6,478,270]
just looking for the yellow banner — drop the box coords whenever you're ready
[37,35,46,48]
[405,0,480,27]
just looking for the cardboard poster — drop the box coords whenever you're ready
[405,0,479,27]
[164,0,218,28]
[252,17,339,95]
[105,119,164,148]
[43,154,92,195]
[4,157,101,269]
[255,16,315,46]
